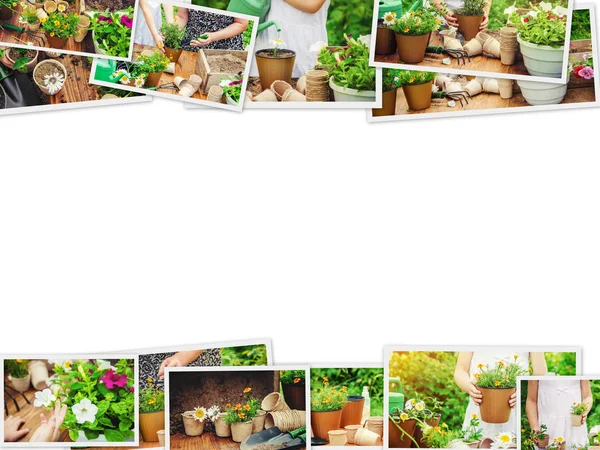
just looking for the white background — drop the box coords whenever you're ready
[1,97,599,371]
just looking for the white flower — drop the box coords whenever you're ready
[33,389,56,408]
[270,38,285,48]
[552,5,568,16]
[415,401,425,412]
[503,4,517,15]
[72,398,98,424]
[48,360,73,372]
[358,35,371,48]
[401,11,411,20]
[383,11,397,25]
[193,406,207,422]
[527,10,538,17]
[207,405,220,422]
[96,360,115,371]
[309,40,326,52]
[134,77,145,88]
[492,432,515,449]
[405,400,414,411]
[539,1,552,12]
[119,75,131,85]
[447,99,456,107]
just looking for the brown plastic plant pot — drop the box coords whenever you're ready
[282,383,306,410]
[388,418,417,448]
[478,386,515,424]
[455,14,484,41]
[413,413,440,447]
[255,48,296,92]
[402,80,433,111]
[395,32,430,64]
[311,409,343,440]
[376,26,397,55]
[139,410,165,442]
[340,396,365,427]
[144,71,162,88]
[47,35,68,49]
[164,47,183,64]
[537,435,550,449]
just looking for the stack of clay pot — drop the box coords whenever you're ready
[355,426,383,446]
[175,75,202,97]
[264,410,306,432]
[500,27,519,65]
[305,69,330,102]
[463,38,483,57]
[475,32,501,59]
[270,80,306,102]
[207,85,223,102]
[497,79,514,99]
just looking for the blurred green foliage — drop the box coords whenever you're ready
[571,9,592,40]
[221,344,268,366]
[243,20,254,48]
[311,368,384,416]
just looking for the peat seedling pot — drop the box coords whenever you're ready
[372,87,397,116]
[376,26,397,55]
[182,411,205,436]
[466,440,481,448]
[478,386,515,424]
[28,360,49,390]
[402,80,433,111]
[164,47,183,64]
[252,410,267,433]
[572,414,584,427]
[231,421,253,443]
[282,382,306,411]
[265,410,306,432]
[388,418,416,448]
[345,425,361,444]
[0,6,14,20]
[328,430,348,446]
[366,417,384,438]
[329,77,376,102]
[395,32,430,64]
[6,48,39,73]
[10,373,31,392]
[311,409,343,440]
[73,14,90,43]
[517,36,564,78]
[157,430,165,447]
[139,410,165,442]
[356,426,383,446]
[255,48,295,91]
[43,0,55,12]
[516,79,567,105]
[262,392,290,412]
[341,396,365,427]
[214,414,231,437]
[455,14,484,41]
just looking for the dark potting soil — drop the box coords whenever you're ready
[84,0,134,12]
[256,49,295,59]
[247,76,298,96]
[206,53,246,74]
[8,48,38,61]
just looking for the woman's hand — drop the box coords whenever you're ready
[443,11,459,28]
[469,384,483,405]
[153,32,165,52]
[4,416,30,442]
[479,15,489,30]
[509,391,517,408]
[158,356,183,379]
[191,33,215,47]
[29,400,67,442]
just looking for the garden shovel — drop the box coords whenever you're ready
[241,426,311,450]
[0,62,42,108]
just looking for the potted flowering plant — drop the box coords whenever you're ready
[316,34,376,102]
[160,22,185,63]
[255,36,296,91]
[398,70,437,111]
[531,424,550,449]
[220,71,244,105]
[139,377,164,443]
[91,8,133,57]
[20,5,41,31]
[569,53,594,86]
[182,407,207,436]
[33,58,67,95]
[474,355,528,424]
[570,402,587,427]
[389,401,422,448]
[5,359,30,392]
[111,51,170,88]
[462,414,484,448]
[40,359,135,442]
[420,422,460,448]
[547,436,567,450]
[207,405,231,437]
[410,397,443,447]
[41,11,78,48]
[373,68,402,116]
[390,7,442,64]
[280,370,306,411]
[311,377,348,440]
[453,0,488,41]
[0,0,16,20]
[377,11,400,55]
[223,387,260,443]
[5,47,39,73]
[506,2,568,78]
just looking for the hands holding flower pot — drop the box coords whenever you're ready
[467,384,517,407]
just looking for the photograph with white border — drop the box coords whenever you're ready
[368,4,597,122]
[369,0,574,84]
[165,366,311,450]
[383,346,581,449]
[2,355,139,447]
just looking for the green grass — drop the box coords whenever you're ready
[571,9,592,40]
[221,345,268,366]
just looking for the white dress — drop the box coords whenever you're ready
[537,379,589,447]
[250,0,330,78]
[134,0,162,46]
[462,352,530,439]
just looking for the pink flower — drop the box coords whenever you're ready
[98,16,113,23]
[100,369,128,389]
[121,15,133,29]
[129,387,135,392]
[579,66,594,79]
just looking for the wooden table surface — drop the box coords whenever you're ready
[375,29,531,77]
[133,44,207,101]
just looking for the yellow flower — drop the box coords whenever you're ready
[234,404,242,411]
[294,378,301,384]
[50,31,55,36]
[400,412,409,421]
[498,361,505,367]
[225,403,231,408]
[16,359,23,363]
[244,404,251,411]
[475,373,481,379]
[494,380,501,386]
[243,387,252,394]
[323,376,329,382]
[514,354,518,360]
[478,364,485,369]
[472,414,478,419]
[238,412,245,419]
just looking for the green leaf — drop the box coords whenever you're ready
[104,429,125,442]
[69,430,80,442]
[84,429,100,440]
[119,418,133,432]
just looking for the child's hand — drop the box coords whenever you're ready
[29,400,67,442]
[509,391,517,408]
[153,33,165,52]
[4,416,30,442]
[443,11,459,27]
[191,33,214,47]
[479,15,488,30]
[469,384,483,405]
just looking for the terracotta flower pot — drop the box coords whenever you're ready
[47,35,68,49]
[356,426,384,446]
[341,396,364,427]
[345,425,361,444]
[571,414,583,427]
[311,409,343,440]
[262,392,290,412]
[11,373,31,392]
[376,26,397,55]
[164,47,183,64]
[455,14,484,41]
[395,32,430,64]
[402,80,433,111]
[28,360,49,390]
[389,418,417,448]
[282,383,306,411]
[231,421,253,443]
[157,430,165,446]
[478,386,515,424]
[140,410,164,443]
[214,414,231,437]
[255,48,296,91]
[144,71,162,88]
[182,411,205,436]
[0,6,13,20]
[537,435,550,449]
[252,410,266,433]
[373,88,398,116]
[329,430,348,446]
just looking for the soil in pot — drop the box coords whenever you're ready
[389,418,417,448]
[376,26,397,55]
[395,33,430,64]
[164,47,183,64]
[282,383,306,411]
[372,88,398,116]
[140,410,164,442]
[311,409,343,440]
[341,396,364,427]
[231,421,253,443]
[85,0,131,11]
[478,386,515,424]
[7,48,38,73]
[455,14,484,41]
[255,49,296,91]
[33,60,66,95]
[402,80,433,111]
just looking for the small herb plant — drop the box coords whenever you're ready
[280,370,306,385]
[474,355,528,388]
[42,12,79,39]
[530,424,549,441]
[463,414,484,443]
[317,34,375,92]
[5,48,32,72]
[311,377,348,412]
[422,423,460,448]
[222,387,260,424]
[140,377,164,413]
[91,8,134,57]
[160,22,185,50]
[397,70,437,86]
[454,0,487,16]
[220,71,243,103]
[507,2,567,47]
[571,402,587,415]
[5,359,29,379]
[390,8,442,36]
[116,50,170,86]
[20,5,40,25]
[382,69,403,91]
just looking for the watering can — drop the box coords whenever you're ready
[226,0,280,33]
[377,0,422,19]
[389,392,405,415]
[0,62,42,108]
[93,58,119,83]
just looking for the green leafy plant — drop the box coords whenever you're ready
[5,359,29,379]
[421,423,460,448]
[397,70,437,86]
[571,402,588,415]
[390,7,442,35]
[140,378,164,413]
[281,370,306,385]
[317,34,375,92]
[4,48,32,73]
[220,71,243,103]
[570,9,591,40]
[311,377,348,411]
[530,424,549,441]
[222,387,260,424]
[242,19,253,48]
[132,50,170,76]
[160,22,185,50]
[42,12,79,39]
[462,414,484,443]
[0,0,17,11]
[20,5,40,25]
[454,0,487,16]
[382,69,404,91]
[507,2,567,47]
[91,8,134,57]
[44,359,135,442]
[474,355,528,388]
[221,345,268,366]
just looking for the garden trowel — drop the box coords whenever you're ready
[0,62,42,108]
[241,426,316,450]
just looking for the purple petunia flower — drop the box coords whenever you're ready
[579,66,594,80]
[121,15,133,28]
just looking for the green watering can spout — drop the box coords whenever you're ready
[256,20,280,33]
